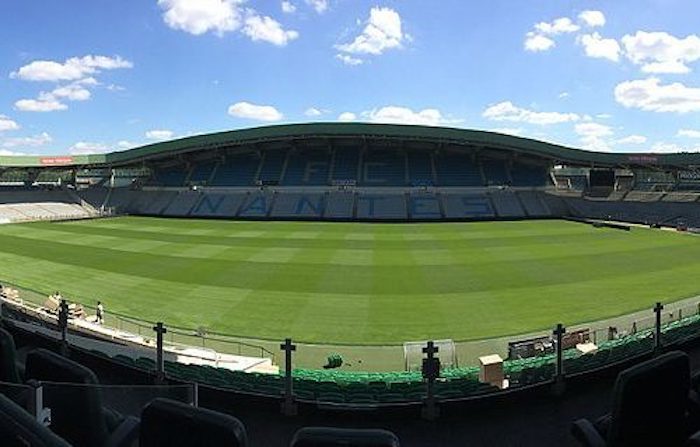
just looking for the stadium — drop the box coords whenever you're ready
[2,122,700,445]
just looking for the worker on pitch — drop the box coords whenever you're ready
[96,301,105,325]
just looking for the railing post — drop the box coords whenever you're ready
[421,340,440,421]
[192,382,199,408]
[654,302,664,353]
[552,323,566,396]
[58,299,69,356]
[153,322,167,384]
[280,338,297,416]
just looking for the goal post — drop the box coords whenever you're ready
[403,339,457,371]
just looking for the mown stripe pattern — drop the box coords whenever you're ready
[0,217,698,344]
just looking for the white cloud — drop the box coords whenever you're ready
[14,98,67,112]
[335,53,363,65]
[524,33,555,52]
[616,135,647,145]
[50,83,91,101]
[281,1,296,13]
[1,132,52,149]
[338,112,356,122]
[11,55,132,82]
[305,0,327,14]
[575,122,613,138]
[614,78,700,113]
[336,7,405,56]
[0,116,20,132]
[68,141,110,155]
[579,33,620,62]
[483,101,580,125]
[228,101,283,121]
[117,140,136,149]
[575,122,614,151]
[145,129,175,140]
[76,77,99,86]
[524,16,579,53]
[158,0,243,36]
[243,14,298,46]
[578,10,606,28]
[304,107,324,117]
[678,129,700,138]
[622,31,700,74]
[13,81,92,113]
[558,92,570,99]
[159,0,298,46]
[361,106,457,126]
[534,17,580,35]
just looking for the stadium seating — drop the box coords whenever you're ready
[238,191,275,217]
[0,328,20,383]
[210,153,260,186]
[290,427,400,447]
[406,151,434,186]
[517,190,551,217]
[360,149,405,186]
[140,398,248,447]
[190,192,247,217]
[284,149,331,185]
[162,191,201,216]
[510,162,549,187]
[489,190,525,218]
[0,393,72,447]
[152,166,188,187]
[407,192,442,219]
[188,162,216,185]
[571,351,692,447]
[258,150,287,184]
[331,147,360,183]
[356,193,407,219]
[324,191,355,219]
[0,189,98,223]
[481,159,509,186]
[441,192,495,219]
[270,192,325,218]
[24,348,139,447]
[435,152,483,186]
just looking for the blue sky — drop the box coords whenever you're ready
[1,0,700,155]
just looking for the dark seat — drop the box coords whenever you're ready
[571,350,692,447]
[24,348,139,447]
[140,398,248,447]
[290,427,400,447]
[0,393,71,447]
[0,327,20,383]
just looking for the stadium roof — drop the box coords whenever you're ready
[1,123,699,169]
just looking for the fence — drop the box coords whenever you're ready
[3,277,700,372]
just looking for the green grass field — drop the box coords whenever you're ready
[1,217,699,345]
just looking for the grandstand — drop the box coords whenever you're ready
[3,123,700,445]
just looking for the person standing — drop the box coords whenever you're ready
[96,301,104,325]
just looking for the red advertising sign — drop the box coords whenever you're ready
[40,157,74,166]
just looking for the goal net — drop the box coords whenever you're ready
[403,339,457,372]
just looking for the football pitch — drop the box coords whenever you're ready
[1,217,700,345]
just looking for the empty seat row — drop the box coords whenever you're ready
[142,149,552,187]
